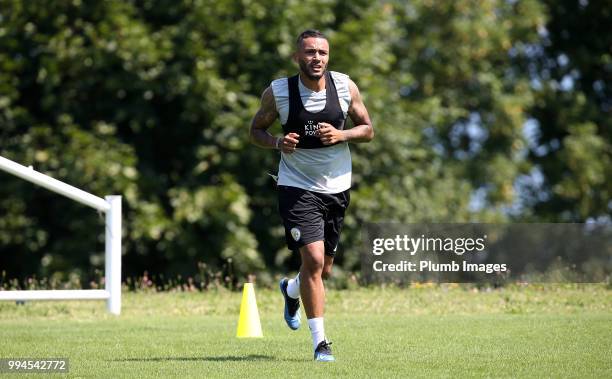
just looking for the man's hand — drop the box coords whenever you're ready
[318,122,346,145]
[280,133,300,154]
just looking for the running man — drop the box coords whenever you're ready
[249,29,374,361]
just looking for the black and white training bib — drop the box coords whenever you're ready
[271,71,352,194]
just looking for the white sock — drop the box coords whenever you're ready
[286,273,300,299]
[308,317,325,351]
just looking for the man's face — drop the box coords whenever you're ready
[295,37,329,81]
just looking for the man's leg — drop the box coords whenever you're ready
[300,240,334,361]
[278,244,326,333]
[299,240,326,319]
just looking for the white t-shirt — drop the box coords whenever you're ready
[270,71,353,194]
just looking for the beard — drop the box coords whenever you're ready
[298,59,326,80]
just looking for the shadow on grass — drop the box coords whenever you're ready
[113,355,303,362]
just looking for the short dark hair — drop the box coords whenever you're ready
[296,29,327,49]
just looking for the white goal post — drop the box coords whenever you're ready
[0,155,122,315]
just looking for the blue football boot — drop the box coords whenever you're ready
[279,277,301,330]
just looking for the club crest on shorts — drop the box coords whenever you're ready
[290,227,301,241]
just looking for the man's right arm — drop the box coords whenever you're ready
[249,86,299,153]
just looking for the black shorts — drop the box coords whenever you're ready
[278,185,350,257]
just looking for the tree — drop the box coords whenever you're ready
[0,0,606,285]
[526,0,611,221]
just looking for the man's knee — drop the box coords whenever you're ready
[303,258,324,277]
[300,243,325,276]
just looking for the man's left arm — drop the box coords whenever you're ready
[318,79,374,145]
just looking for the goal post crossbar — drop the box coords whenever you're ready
[0,155,122,315]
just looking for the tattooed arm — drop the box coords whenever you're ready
[249,87,299,153]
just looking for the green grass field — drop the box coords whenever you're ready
[1,284,611,378]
